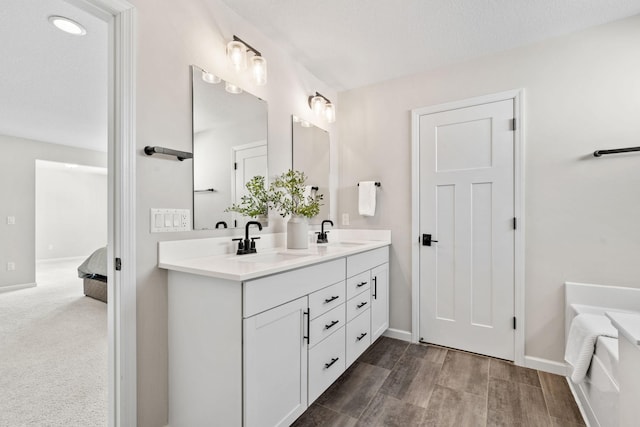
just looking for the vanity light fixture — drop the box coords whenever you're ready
[48,16,87,36]
[227,35,267,86]
[201,70,221,84]
[308,92,336,123]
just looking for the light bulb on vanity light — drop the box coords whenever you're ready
[251,55,267,86]
[310,95,326,117]
[324,103,336,123]
[227,40,247,72]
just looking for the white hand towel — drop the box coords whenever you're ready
[358,181,377,217]
[564,313,618,383]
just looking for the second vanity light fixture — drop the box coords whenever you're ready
[308,92,336,123]
[226,35,267,87]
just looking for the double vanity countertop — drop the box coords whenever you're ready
[158,229,391,282]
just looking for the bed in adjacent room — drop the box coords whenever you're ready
[77,246,107,303]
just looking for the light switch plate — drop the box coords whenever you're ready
[7,216,15,225]
[150,209,191,232]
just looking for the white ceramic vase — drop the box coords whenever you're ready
[287,214,309,249]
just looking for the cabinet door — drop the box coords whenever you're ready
[244,296,308,427]
[371,263,389,341]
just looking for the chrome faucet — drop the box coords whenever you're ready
[233,221,262,255]
[316,220,333,244]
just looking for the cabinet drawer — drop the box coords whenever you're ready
[309,304,345,348]
[308,326,346,403]
[308,281,346,319]
[346,290,371,323]
[346,246,389,278]
[244,258,345,318]
[346,310,371,367]
[346,271,370,300]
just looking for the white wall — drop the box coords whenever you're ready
[0,134,107,288]
[337,15,640,365]
[128,0,337,425]
[35,161,107,260]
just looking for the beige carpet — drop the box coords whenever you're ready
[0,258,107,426]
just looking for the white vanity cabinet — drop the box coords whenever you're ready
[166,244,389,427]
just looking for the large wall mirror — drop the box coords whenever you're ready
[292,116,330,225]
[192,65,268,230]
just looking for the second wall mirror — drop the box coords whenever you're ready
[292,116,330,225]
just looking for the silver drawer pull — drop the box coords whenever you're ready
[324,357,339,369]
[324,295,339,303]
[356,301,368,309]
[324,320,340,330]
[356,281,368,288]
[356,332,368,341]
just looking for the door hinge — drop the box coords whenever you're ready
[511,118,517,131]
[513,217,517,230]
[115,258,122,271]
[513,316,517,330]
[234,162,237,170]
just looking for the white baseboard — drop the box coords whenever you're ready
[0,282,37,294]
[524,355,568,376]
[36,255,87,264]
[383,328,412,342]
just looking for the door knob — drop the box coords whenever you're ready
[422,234,438,246]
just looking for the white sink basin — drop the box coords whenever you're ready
[234,252,311,264]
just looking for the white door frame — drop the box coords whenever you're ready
[66,0,137,425]
[411,89,525,366]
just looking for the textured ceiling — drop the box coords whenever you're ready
[220,0,640,91]
[0,0,107,152]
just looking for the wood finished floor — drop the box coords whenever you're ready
[292,337,585,427]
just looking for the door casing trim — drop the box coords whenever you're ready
[65,0,137,424]
[410,89,525,366]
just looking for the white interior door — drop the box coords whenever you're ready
[418,99,515,360]
[232,141,267,227]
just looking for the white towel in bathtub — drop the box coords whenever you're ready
[565,313,618,383]
[358,181,377,216]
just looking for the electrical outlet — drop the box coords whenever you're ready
[342,213,350,226]
[7,262,15,271]
[7,216,15,225]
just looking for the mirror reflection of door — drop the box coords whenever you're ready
[191,65,268,230]
[232,141,267,228]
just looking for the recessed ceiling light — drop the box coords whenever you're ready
[48,16,87,36]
